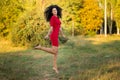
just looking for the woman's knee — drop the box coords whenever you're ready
[52,46,58,54]
[53,48,58,54]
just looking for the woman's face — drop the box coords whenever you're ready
[52,8,57,15]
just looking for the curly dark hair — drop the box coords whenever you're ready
[44,5,62,22]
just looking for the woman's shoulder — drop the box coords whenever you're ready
[50,16,55,19]
[50,15,57,21]
[51,15,57,18]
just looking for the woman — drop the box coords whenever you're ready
[34,5,65,73]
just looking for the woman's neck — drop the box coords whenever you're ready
[53,14,57,17]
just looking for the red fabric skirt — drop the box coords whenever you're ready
[50,36,59,47]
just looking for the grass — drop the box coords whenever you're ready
[0,35,120,80]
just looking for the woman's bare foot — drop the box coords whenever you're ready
[34,45,41,49]
[53,67,59,74]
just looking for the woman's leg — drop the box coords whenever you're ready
[53,52,59,73]
[34,45,59,73]
[34,45,58,55]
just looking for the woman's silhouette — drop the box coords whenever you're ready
[34,5,65,73]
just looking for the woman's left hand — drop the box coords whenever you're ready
[62,34,66,38]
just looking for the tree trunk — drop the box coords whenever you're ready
[117,27,120,35]
[100,24,103,34]
[104,0,107,36]
[109,7,113,34]
[72,21,74,37]
[116,22,120,35]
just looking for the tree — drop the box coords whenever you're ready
[99,0,118,35]
[79,0,103,35]
[115,0,120,35]
[57,0,83,35]
[107,0,117,34]
[11,0,50,46]
[0,0,27,38]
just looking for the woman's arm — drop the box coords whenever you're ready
[60,27,65,37]
[45,27,53,39]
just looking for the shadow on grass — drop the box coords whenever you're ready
[0,39,120,80]
[70,40,120,80]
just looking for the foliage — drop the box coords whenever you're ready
[1,0,120,46]
[99,0,118,34]
[114,0,120,28]
[11,9,50,47]
[79,0,103,35]
[59,0,83,35]
[0,0,24,37]
[10,0,83,46]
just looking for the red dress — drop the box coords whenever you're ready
[50,15,61,47]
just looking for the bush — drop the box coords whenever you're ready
[11,10,50,47]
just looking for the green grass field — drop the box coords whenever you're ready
[0,35,120,80]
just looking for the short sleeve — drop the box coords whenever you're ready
[50,16,55,27]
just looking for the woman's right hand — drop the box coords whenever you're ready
[45,35,49,39]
